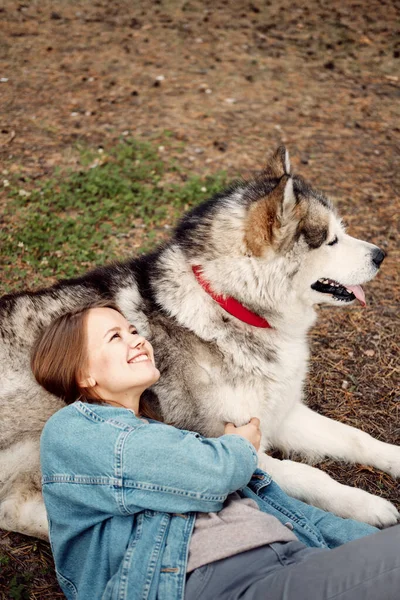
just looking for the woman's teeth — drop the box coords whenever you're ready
[130,355,148,363]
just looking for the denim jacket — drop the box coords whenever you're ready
[40,402,377,600]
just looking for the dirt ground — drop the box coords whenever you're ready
[0,0,399,597]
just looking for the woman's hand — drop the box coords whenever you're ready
[224,418,261,452]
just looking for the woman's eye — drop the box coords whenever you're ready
[327,236,338,246]
[111,332,120,341]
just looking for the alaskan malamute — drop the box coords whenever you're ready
[1,146,399,540]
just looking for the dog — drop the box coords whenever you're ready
[1,146,399,540]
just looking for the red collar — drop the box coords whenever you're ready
[192,265,272,329]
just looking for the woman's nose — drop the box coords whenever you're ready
[129,334,146,348]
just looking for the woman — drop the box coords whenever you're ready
[32,299,400,600]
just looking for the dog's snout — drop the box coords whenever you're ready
[372,248,386,268]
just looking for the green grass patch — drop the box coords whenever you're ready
[1,138,227,294]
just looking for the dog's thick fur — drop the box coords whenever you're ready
[1,147,399,540]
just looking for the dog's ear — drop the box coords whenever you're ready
[244,176,303,256]
[279,177,297,222]
[263,146,291,179]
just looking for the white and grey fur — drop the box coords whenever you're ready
[1,146,399,540]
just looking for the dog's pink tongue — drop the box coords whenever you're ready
[345,285,366,306]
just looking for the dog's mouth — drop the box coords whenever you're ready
[311,278,366,306]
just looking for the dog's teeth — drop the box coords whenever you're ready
[323,279,329,284]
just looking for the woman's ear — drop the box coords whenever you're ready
[78,376,96,388]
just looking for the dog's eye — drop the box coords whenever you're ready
[327,236,338,246]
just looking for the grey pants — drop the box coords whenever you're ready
[185,524,400,599]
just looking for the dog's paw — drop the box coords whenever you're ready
[362,496,399,528]
[340,489,399,528]
[368,441,400,479]
[382,445,400,479]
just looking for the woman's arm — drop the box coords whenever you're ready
[120,423,258,514]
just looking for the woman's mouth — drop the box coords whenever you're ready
[128,353,149,364]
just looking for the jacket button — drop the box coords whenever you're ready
[284,522,294,530]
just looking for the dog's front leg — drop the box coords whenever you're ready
[271,403,400,478]
[257,453,399,527]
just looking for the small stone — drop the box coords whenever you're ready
[158,145,165,152]
[129,17,142,29]
[89,159,100,169]
[201,187,207,192]
[341,380,349,390]
[0,78,9,83]
[364,349,375,357]
[213,140,227,152]
[70,112,79,117]
[225,97,237,104]
[359,35,372,45]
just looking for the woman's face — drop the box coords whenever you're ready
[82,307,160,405]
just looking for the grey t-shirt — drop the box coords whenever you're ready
[186,492,298,572]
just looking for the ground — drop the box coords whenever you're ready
[0,0,399,597]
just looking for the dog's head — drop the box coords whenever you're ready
[175,147,385,314]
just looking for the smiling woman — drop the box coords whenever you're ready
[81,306,160,412]
[31,298,161,419]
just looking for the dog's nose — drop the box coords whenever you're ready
[372,248,386,268]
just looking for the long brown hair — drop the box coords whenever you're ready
[31,299,161,420]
